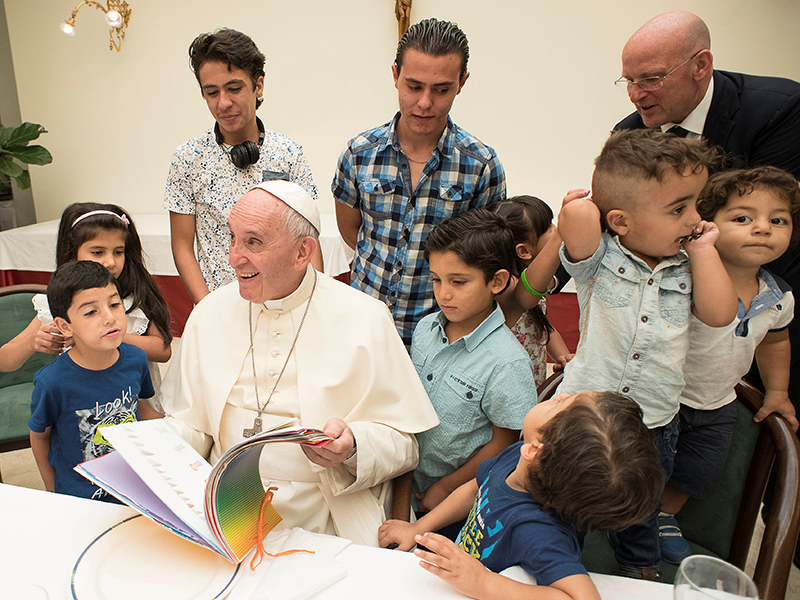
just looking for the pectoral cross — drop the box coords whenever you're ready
[243,417,263,438]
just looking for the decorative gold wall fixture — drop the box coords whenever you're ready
[60,0,131,52]
[395,0,411,40]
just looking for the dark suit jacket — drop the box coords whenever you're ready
[616,69,800,360]
[616,70,800,179]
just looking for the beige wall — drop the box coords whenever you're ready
[4,0,800,222]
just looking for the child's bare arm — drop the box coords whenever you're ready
[684,222,737,327]
[546,330,574,372]
[139,401,164,420]
[379,479,479,550]
[557,190,601,263]
[514,225,563,309]
[415,532,600,600]
[754,329,798,430]
[122,322,172,363]
[0,316,66,372]
[30,427,55,492]
[417,426,519,512]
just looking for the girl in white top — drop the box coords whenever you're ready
[0,203,172,416]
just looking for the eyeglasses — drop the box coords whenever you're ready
[614,51,702,92]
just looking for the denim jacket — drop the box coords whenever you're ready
[559,233,692,427]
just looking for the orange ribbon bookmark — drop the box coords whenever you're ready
[250,486,315,570]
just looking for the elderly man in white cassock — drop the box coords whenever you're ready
[160,180,439,546]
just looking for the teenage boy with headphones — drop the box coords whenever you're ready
[165,28,320,304]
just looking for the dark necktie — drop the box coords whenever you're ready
[668,126,690,138]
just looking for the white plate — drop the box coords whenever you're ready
[71,514,241,600]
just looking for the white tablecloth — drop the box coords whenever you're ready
[0,483,672,600]
[0,213,351,278]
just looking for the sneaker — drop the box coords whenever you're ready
[617,563,663,581]
[658,513,692,564]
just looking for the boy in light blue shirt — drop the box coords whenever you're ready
[411,208,537,522]
[659,166,800,563]
[556,129,737,580]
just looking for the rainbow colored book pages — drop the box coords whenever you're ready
[75,420,332,563]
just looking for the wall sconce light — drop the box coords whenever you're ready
[60,0,131,52]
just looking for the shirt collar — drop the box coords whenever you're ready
[259,265,317,313]
[662,76,714,137]
[434,302,506,352]
[383,113,401,153]
[437,117,455,157]
[734,268,786,336]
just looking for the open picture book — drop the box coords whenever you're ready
[75,419,332,563]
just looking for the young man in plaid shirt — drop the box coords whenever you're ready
[332,18,506,348]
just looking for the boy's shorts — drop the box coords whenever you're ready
[667,402,738,498]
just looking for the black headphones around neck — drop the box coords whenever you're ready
[215,117,266,169]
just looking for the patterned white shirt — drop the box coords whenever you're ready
[164,127,318,290]
[681,269,793,411]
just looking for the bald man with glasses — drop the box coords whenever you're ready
[553,11,800,292]
[615,11,800,177]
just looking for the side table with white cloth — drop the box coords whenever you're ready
[0,483,673,600]
[0,213,350,337]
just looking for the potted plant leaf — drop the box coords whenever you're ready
[0,122,53,192]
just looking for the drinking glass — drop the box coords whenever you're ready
[8,584,49,600]
[674,555,758,600]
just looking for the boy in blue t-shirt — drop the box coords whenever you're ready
[29,261,154,501]
[411,208,538,516]
[380,391,664,600]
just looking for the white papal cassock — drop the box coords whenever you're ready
[160,266,439,545]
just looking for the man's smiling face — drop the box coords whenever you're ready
[228,190,305,303]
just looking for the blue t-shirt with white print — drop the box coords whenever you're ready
[456,442,587,586]
[29,343,153,501]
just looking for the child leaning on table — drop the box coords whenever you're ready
[411,208,538,516]
[658,166,800,563]
[0,203,171,416]
[556,129,738,580]
[379,391,665,600]
[28,261,155,502]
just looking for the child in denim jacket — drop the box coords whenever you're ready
[556,129,737,580]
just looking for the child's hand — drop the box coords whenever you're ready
[561,188,592,207]
[682,220,719,254]
[414,532,488,599]
[378,519,419,551]
[551,353,575,372]
[416,480,451,513]
[755,391,799,431]
[33,321,67,354]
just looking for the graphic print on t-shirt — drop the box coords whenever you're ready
[458,478,501,560]
[76,385,139,461]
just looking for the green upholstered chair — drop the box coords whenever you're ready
[0,284,57,482]
[536,373,800,600]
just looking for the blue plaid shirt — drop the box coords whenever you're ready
[332,113,506,346]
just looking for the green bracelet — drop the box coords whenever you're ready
[520,268,549,297]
